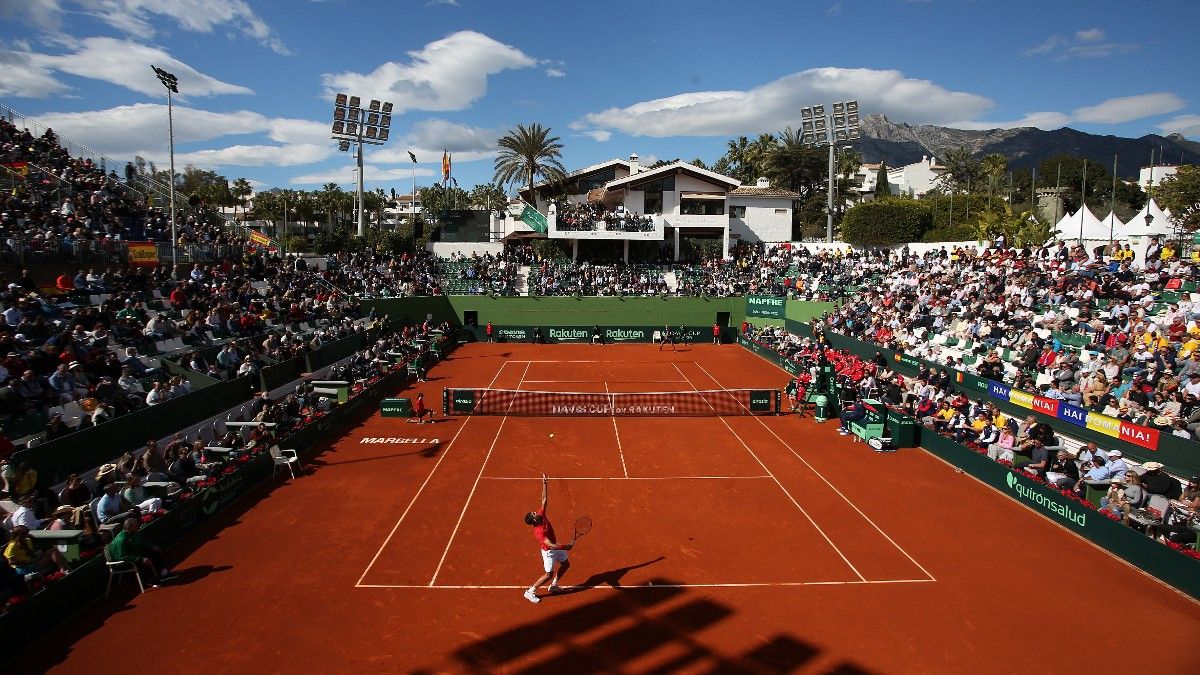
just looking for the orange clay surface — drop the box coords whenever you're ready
[15,343,1200,674]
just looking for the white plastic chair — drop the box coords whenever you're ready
[269,445,300,479]
[104,545,146,597]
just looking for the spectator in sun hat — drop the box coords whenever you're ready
[1139,462,1182,499]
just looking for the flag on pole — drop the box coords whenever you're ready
[441,150,451,182]
[408,151,417,164]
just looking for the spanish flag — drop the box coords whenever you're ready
[1,161,28,177]
[441,150,451,182]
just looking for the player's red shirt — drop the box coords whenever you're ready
[532,509,556,550]
[413,397,427,415]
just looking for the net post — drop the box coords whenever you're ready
[775,389,782,415]
[442,388,449,416]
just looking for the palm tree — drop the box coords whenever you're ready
[231,177,253,222]
[318,183,344,227]
[493,123,567,200]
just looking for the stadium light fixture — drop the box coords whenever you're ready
[151,65,179,267]
[331,92,394,237]
[801,99,861,242]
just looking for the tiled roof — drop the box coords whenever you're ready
[728,186,803,198]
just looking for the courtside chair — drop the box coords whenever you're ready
[269,444,300,479]
[104,545,146,597]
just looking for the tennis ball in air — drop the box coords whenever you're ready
[549,433,555,438]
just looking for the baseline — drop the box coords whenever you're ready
[357,579,937,590]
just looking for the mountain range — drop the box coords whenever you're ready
[857,114,1199,178]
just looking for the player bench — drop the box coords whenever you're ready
[848,400,888,446]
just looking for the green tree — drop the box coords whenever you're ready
[1156,165,1200,232]
[419,183,470,216]
[936,147,984,194]
[980,153,1008,203]
[874,161,891,199]
[840,198,932,246]
[230,177,253,222]
[493,123,567,198]
[316,183,345,227]
[468,183,508,213]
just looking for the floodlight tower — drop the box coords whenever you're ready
[151,65,179,266]
[800,101,861,242]
[331,94,393,237]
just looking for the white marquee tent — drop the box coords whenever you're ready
[1115,198,1173,239]
[1053,205,1107,241]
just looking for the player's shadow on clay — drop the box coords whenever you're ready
[558,556,666,594]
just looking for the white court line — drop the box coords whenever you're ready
[481,476,773,481]
[357,579,936,590]
[672,362,867,583]
[524,380,688,384]
[355,359,511,587]
[693,361,937,582]
[604,380,629,477]
[428,361,531,586]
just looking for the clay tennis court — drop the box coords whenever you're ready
[15,344,1200,673]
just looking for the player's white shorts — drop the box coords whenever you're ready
[540,548,569,572]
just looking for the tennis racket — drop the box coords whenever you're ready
[572,516,593,542]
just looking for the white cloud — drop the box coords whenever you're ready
[367,119,499,165]
[1073,93,1185,123]
[545,67,566,78]
[0,45,70,98]
[289,165,437,186]
[1023,29,1136,60]
[954,111,1073,131]
[583,130,612,142]
[826,2,842,16]
[575,67,993,138]
[0,0,65,31]
[1159,114,1200,138]
[321,31,536,113]
[426,0,459,5]
[172,143,330,167]
[954,93,1183,131]
[4,1,288,54]
[8,36,252,99]
[1022,34,1067,56]
[28,103,334,170]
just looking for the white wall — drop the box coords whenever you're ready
[1139,165,1178,189]
[728,197,792,243]
[427,242,504,257]
[770,240,987,256]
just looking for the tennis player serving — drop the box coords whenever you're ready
[523,474,575,603]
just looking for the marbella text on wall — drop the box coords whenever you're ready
[986,380,1161,451]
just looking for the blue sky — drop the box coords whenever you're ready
[2,0,1198,194]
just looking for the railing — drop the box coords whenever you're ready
[0,238,247,266]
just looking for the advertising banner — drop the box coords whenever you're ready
[988,380,1011,401]
[1086,411,1122,438]
[1008,389,1034,409]
[1119,421,1160,450]
[127,241,158,267]
[745,295,787,319]
[1031,396,1060,417]
[1056,402,1089,427]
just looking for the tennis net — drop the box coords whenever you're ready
[442,388,779,416]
